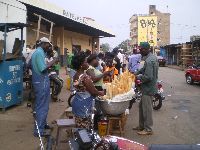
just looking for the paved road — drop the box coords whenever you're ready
[0,67,199,150]
[125,67,200,145]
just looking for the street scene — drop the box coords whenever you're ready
[0,0,200,150]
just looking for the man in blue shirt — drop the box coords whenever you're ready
[128,48,141,73]
[31,37,58,137]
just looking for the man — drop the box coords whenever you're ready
[52,46,61,75]
[31,37,58,137]
[117,49,125,73]
[133,42,159,135]
[128,48,141,73]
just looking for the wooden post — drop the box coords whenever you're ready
[36,15,41,41]
[34,13,55,41]
[49,22,54,42]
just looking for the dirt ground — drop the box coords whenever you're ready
[0,67,200,150]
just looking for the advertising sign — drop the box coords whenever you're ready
[138,16,157,46]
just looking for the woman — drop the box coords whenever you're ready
[71,52,104,129]
[86,54,111,129]
[86,54,111,91]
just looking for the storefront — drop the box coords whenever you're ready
[18,0,115,65]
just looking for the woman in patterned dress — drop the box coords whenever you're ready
[71,52,104,129]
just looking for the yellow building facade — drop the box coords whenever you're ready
[138,16,157,47]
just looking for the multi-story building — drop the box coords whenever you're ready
[130,5,170,48]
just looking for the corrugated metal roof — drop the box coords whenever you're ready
[17,0,115,37]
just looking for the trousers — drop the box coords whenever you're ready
[139,94,153,131]
[32,75,50,135]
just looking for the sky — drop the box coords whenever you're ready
[48,0,200,48]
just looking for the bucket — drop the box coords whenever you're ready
[98,120,108,137]
[66,75,71,90]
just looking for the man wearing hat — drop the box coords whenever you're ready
[133,42,159,135]
[31,37,58,137]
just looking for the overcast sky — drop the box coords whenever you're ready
[48,0,200,48]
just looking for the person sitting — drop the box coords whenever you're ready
[71,52,104,129]
[46,45,63,101]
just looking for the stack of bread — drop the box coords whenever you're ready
[102,70,135,100]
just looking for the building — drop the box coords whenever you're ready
[1,0,115,66]
[130,5,170,48]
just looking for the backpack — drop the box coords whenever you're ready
[24,49,36,72]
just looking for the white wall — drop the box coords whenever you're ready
[0,0,27,53]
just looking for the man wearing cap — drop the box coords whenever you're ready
[31,37,58,137]
[133,42,159,135]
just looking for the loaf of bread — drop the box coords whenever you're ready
[103,71,135,100]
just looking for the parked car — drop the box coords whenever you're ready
[185,64,200,84]
[157,56,166,67]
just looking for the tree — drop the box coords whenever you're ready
[100,43,110,52]
[115,39,130,52]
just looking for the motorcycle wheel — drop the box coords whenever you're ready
[67,93,75,107]
[153,94,162,110]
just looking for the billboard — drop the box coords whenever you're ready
[138,16,157,46]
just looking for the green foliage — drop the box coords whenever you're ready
[115,39,130,52]
[100,43,110,52]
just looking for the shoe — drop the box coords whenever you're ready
[132,126,144,131]
[137,130,153,135]
[45,124,53,130]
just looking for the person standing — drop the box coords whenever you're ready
[96,52,106,72]
[53,46,61,75]
[112,48,121,74]
[128,48,141,73]
[133,42,159,135]
[86,54,111,129]
[117,49,125,73]
[31,37,58,137]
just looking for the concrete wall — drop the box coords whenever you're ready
[26,22,99,54]
[26,22,53,47]
[64,30,93,52]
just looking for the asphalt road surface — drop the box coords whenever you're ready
[0,67,199,150]
[125,67,200,146]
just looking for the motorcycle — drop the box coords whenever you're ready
[68,96,147,150]
[133,79,165,110]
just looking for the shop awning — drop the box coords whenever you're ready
[18,0,115,37]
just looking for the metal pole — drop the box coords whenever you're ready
[3,25,7,61]
[21,27,23,57]
[147,21,149,43]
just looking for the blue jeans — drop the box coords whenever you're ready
[32,72,50,135]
